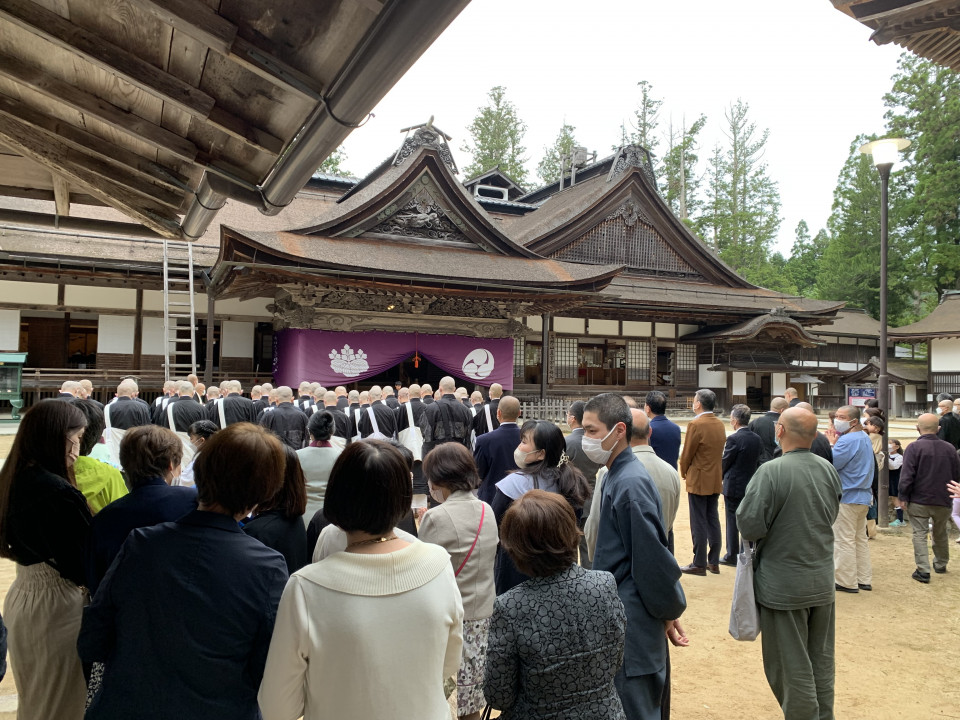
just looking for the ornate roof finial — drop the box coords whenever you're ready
[607,144,656,186]
[393,118,458,174]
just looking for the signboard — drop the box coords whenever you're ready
[847,386,877,407]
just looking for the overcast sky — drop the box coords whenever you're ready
[338,0,904,256]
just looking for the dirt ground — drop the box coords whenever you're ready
[0,429,957,719]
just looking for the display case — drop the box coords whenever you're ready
[0,353,27,421]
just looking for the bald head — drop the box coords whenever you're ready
[323,391,337,407]
[359,391,370,405]
[408,384,421,398]
[117,378,138,397]
[439,376,456,393]
[939,400,954,416]
[917,413,940,435]
[178,380,195,396]
[784,387,798,401]
[497,396,520,422]
[795,401,814,412]
[770,397,789,413]
[276,386,294,402]
[630,408,650,444]
[260,383,274,394]
[623,395,639,409]
[489,383,503,399]
[778,407,818,451]
[398,387,410,402]
[369,385,382,401]
[420,384,433,398]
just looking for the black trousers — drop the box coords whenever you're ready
[689,493,722,567]
[723,494,742,562]
[578,515,592,569]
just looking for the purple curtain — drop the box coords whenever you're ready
[274,329,515,389]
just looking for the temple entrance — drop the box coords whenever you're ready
[340,354,486,392]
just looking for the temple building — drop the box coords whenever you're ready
[0,120,913,412]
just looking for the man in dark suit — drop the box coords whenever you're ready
[474,396,522,503]
[645,390,681,469]
[784,387,801,407]
[566,400,604,569]
[720,403,763,566]
[259,386,308,449]
[383,386,400,410]
[419,377,473,456]
[356,386,397,439]
[473,383,503,439]
[206,380,258,427]
[105,379,152,429]
[679,389,727,575]
[750,396,788,465]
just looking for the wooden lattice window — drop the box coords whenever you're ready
[675,344,697,386]
[932,372,960,396]
[513,339,524,378]
[552,337,578,380]
[627,340,651,381]
[552,213,703,279]
[525,343,542,367]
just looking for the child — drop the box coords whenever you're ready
[888,439,905,526]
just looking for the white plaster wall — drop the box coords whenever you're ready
[221,321,254,358]
[141,317,167,355]
[0,280,57,305]
[588,319,618,336]
[97,315,136,354]
[525,316,542,332]
[65,286,136,310]
[216,297,272,317]
[770,373,787,395]
[931,338,960,372]
[905,384,917,402]
[655,323,675,339]
[732,372,747,395]
[554,317,585,334]
[622,321,652,337]
[698,365,727,388]
[0,309,19,351]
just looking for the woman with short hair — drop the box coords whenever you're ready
[259,440,463,720]
[420,443,498,720]
[87,424,197,594]
[0,399,91,720]
[244,444,309,574]
[484,490,626,720]
[79,423,289,720]
[492,419,589,595]
[70,398,128,513]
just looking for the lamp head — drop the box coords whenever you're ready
[859,138,910,170]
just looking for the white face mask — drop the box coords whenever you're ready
[582,425,617,465]
[833,418,851,434]
[936,407,944,415]
[513,447,540,469]
[428,482,445,505]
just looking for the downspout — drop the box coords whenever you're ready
[179,0,471,238]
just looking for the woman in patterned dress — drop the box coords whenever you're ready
[484,490,626,720]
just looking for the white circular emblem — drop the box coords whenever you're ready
[462,348,495,380]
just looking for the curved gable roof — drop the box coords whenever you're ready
[509,162,752,288]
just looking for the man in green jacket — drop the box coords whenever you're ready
[737,407,842,720]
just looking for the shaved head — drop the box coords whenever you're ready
[771,397,789,413]
[498,396,520,421]
[917,413,940,434]
[117,379,138,396]
[439,376,456,393]
[630,408,650,443]
[779,407,818,448]
[408,384,421,398]
[795,401,814,412]
[323,391,337,406]
[276,386,294,402]
[489,383,503,399]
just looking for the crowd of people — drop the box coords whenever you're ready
[0,375,958,720]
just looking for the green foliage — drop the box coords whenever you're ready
[783,221,828,298]
[659,114,707,220]
[883,53,960,297]
[536,123,578,186]
[619,80,663,154]
[695,100,781,284]
[315,146,350,177]
[461,86,529,185]
[815,135,912,322]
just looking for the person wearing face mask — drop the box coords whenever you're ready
[419,443,498,720]
[0,399,92,720]
[587,393,688,720]
[827,405,875,593]
[490,420,589,595]
[176,420,218,488]
[936,399,960,450]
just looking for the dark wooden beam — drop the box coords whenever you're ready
[0,51,198,162]
[0,113,182,238]
[51,173,69,217]
[872,12,960,43]
[0,92,190,194]
[0,185,105,206]
[0,0,284,156]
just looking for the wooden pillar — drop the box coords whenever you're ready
[540,313,550,401]
[204,292,215,385]
[132,288,143,369]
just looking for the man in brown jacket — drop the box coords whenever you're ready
[679,388,727,575]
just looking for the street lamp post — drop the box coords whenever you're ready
[859,137,910,529]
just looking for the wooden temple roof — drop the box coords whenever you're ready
[842,357,928,384]
[680,312,827,348]
[834,1,960,72]
[0,0,470,239]
[889,290,960,340]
